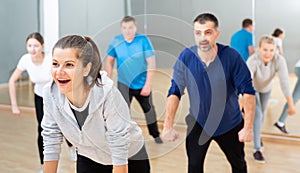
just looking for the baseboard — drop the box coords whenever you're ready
[0,81,32,90]
[133,116,300,145]
[0,104,35,113]
[0,83,8,90]
[262,132,300,145]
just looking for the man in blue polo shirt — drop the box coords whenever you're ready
[230,18,255,61]
[162,13,255,173]
[105,16,162,144]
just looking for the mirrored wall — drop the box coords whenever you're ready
[1,0,300,138]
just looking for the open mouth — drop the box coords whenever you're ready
[57,79,71,84]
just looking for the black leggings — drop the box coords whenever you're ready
[76,145,150,173]
[34,94,44,165]
[118,82,160,138]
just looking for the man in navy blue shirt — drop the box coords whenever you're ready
[162,13,255,173]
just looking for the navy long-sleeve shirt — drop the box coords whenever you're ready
[168,43,255,136]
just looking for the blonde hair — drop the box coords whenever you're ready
[258,35,275,47]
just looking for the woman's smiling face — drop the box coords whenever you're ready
[259,42,275,64]
[26,38,44,58]
[51,48,90,99]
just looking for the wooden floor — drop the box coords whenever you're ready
[1,70,300,173]
[1,107,300,173]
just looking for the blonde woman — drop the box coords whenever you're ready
[246,35,295,163]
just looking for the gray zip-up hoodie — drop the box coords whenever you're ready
[41,72,144,165]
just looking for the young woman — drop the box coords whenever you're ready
[246,35,295,163]
[272,28,285,55]
[9,32,77,173]
[8,32,52,171]
[42,35,150,173]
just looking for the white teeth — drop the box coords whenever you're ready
[57,78,68,80]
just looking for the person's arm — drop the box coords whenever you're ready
[162,49,187,141]
[248,46,255,56]
[140,56,155,96]
[238,93,255,142]
[8,68,23,116]
[43,160,58,173]
[41,87,63,173]
[113,165,128,173]
[103,87,133,168]
[277,56,295,115]
[278,45,284,55]
[105,55,115,78]
[286,96,295,115]
[234,52,256,142]
[162,95,180,142]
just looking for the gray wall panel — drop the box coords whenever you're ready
[58,0,125,65]
[131,0,253,68]
[2,0,300,84]
[59,0,88,35]
[131,0,300,71]
[255,0,300,72]
[0,0,38,83]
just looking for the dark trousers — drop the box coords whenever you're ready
[76,145,150,173]
[34,94,44,165]
[118,82,160,138]
[185,115,247,173]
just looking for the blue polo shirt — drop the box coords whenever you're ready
[230,29,254,61]
[106,33,155,89]
[168,44,255,136]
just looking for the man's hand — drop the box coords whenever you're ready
[238,128,253,142]
[140,85,151,96]
[162,127,179,142]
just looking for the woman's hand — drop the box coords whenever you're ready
[287,106,296,116]
[11,105,21,116]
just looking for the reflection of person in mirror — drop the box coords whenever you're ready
[105,16,162,144]
[8,32,52,170]
[9,33,77,172]
[42,35,150,173]
[230,18,255,62]
[162,13,255,173]
[275,59,300,134]
[272,28,285,55]
[246,35,295,163]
